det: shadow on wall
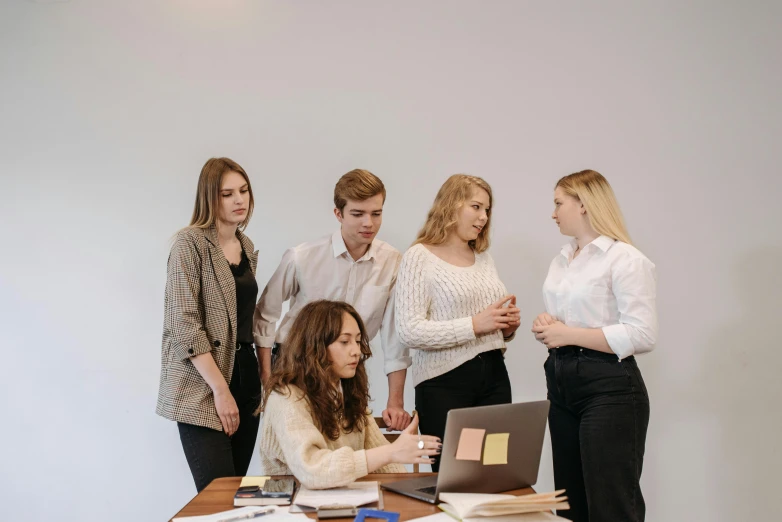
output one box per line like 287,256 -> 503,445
703,246 -> 782,519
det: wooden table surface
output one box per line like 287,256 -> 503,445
170,474 -> 536,522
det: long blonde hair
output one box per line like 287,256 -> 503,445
413,174 -> 493,253
556,170 -> 632,245
190,157 -> 254,230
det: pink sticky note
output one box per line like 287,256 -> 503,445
455,428 -> 486,461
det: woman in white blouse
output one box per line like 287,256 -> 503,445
532,170 -> 657,522
395,174 -> 521,471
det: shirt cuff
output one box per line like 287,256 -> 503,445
254,333 -> 276,348
601,324 -> 635,360
175,337 -> 212,361
384,356 -> 412,375
453,317 -> 477,345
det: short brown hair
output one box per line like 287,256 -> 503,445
333,169 -> 386,213
190,157 -> 254,230
258,300 -> 373,440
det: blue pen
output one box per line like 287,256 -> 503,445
217,507 -> 276,522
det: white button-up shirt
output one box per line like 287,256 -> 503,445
253,230 -> 410,374
542,235 -> 658,360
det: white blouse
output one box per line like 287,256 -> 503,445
542,235 -> 658,360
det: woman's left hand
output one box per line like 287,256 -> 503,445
531,321 -> 571,349
500,298 -> 521,339
501,315 -> 521,339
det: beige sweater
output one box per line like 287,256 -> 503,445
259,385 -> 406,489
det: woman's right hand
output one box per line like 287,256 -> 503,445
388,414 -> 441,465
214,386 -> 240,436
472,295 -> 518,335
532,312 -> 557,329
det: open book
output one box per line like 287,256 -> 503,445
438,490 -> 569,521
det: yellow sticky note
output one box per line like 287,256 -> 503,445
483,433 -> 510,465
455,428 -> 485,461
240,476 -> 270,488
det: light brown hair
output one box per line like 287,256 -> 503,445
190,158 -> 254,230
258,300 -> 372,441
413,174 -> 493,253
556,169 -> 632,245
333,169 -> 386,214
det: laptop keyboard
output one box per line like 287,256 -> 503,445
415,486 -> 437,496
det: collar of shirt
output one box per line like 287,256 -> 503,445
331,229 -> 377,262
560,235 -> 616,260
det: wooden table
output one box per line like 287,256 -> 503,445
170,474 -> 536,522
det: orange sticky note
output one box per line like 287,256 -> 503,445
455,428 -> 485,461
483,433 -> 510,465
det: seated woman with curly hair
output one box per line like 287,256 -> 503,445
257,300 -> 440,489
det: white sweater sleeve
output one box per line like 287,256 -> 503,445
266,390 -> 369,489
394,246 -> 477,350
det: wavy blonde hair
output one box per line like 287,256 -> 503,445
556,170 -> 632,245
190,157 -> 254,230
413,174 -> 493,253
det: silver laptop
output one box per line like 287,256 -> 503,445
381,400 -> 550,503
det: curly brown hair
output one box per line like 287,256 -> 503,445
257,300 -> 373,440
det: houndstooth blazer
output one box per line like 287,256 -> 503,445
156,225 -> 259,431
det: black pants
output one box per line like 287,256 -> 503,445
545,346 -> 650,522
178,344 -> 262,492
271,342 -> 282,369
415,349 -> 512,472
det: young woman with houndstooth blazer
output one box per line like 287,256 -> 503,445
156,157 -> 262,492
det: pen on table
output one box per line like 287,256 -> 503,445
217,507 -> 276,522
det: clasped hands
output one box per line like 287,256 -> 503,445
531,312 -> 571,349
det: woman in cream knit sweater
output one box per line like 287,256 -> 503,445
258,300 -> 440,489
394,174 -> 521,471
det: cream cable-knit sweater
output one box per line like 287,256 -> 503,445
259,385 -> 406,489
394,244 -> 509,387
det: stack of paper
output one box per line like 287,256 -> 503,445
438,491 -> 569,521
172,506 -> 310,522
411,512 -> 567,522
292,480 -> 379,510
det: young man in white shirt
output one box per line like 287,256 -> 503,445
253,169 -> 412,430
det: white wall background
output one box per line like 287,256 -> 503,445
1,1 -> 780,521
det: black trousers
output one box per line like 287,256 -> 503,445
545,346 -> 650,522
271,342 -> 282,369
415,349 -> 512,472
178,344 -> 262,492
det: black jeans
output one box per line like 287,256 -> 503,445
545,346 -> 650,522
415,349 -> 512,472
178,344 -> 262,492
271,342 -> 282,369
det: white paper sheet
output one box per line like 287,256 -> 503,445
173,505 -> 310,522
292,480 -> 379,509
